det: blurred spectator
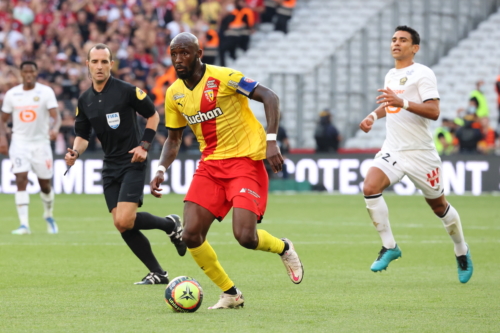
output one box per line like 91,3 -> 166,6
477,117 -> 499,154
469,80 -> 489,118
261,0 -> 277,23
274,0 -> 295,33
202,21 -> 219,65
496,73 -> 500,127
455,116 -> 483,154
434,118 -> 455,155
314,109 -> 341,153
179,126 -> 200,154
0,0 -> 263,153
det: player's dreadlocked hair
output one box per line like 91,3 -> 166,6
395,26 -> 420,45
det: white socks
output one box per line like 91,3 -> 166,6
40,189 -> 55,218
439,204 -> 468,256
364,194 -> 396,249
15,191 -> 30,228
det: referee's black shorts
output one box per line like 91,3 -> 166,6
102,162 -> 146,212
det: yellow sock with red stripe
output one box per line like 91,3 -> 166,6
188,240 -> 234,292
255,229 -> 285,254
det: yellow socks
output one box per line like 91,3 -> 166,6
255,229 -> 285,254
188,240 -> 234,292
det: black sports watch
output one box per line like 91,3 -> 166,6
139,141 -> 151,152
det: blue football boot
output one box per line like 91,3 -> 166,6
456,246 -> 473,283
371,244 -> 402,272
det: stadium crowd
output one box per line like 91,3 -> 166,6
0,0 -> 498,155
0,0 -> 296,154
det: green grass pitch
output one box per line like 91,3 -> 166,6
1,193 -> 499,332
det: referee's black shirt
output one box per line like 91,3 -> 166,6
75,77 -> 156,165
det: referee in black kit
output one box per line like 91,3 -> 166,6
64,43 -> 185,285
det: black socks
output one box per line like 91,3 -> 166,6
279,240 -> 290,256
133,212 -> 175,234
224,286 -> 237,295
121,229 -> 163,274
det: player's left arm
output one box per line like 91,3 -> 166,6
128,86 -> 159,163
48,107 -> 61,141
251,85 -> 284,173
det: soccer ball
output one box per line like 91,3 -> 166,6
165,276 -> 203,313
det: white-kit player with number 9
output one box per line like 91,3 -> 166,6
0,61 -> 60,235
358,26 -> 473,283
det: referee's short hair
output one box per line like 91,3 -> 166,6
20,61 -> 38,70
87,43 -> 113,62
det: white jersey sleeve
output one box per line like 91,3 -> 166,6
417,67 -> 439,102
45,87 -> 58,110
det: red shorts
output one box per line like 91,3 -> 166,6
184,157 -> 269,222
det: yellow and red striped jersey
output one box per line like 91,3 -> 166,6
165,64 -> 266,161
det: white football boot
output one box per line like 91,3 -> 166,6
11,226 -> 31,235
208,288 -> 244,309
280,238 -> 304,284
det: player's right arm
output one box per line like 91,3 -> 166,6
359,104 -> 386,133
65,103 -> 91,166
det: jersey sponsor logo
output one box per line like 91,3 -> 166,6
426,167 -> 440,187
173,93 -> 185,100
385,106 -> 401,114
33,96 -> 40,101
400,77 -> 408,85
13,92 -> 23,96
106,112 -> 120,129
19,109 -> 37,122
182,108 -> 223,125
136,87 -> 147,100
204,89 -> 214,102
206,79 -> 218,89
228,80 -> 238,89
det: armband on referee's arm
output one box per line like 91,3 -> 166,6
140,128 -> 156,151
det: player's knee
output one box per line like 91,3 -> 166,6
235,231 -> 258,250
113,216 -> 134,232
182,229 -> 202,248
363,180 -> 382,196
431,203 -> 448,216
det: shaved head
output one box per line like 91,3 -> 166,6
171,32 -> 200,51
170,32 -> 203,81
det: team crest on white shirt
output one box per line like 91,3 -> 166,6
399,77 -> 408,85
33,96 -> 40,101
106,112 -> 120,129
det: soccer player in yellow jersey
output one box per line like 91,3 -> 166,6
151,32 -> 304,309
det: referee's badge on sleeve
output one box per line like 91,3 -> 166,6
106,112 -> 120,129
136,87 -> 147,100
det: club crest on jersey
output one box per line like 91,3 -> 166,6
33,96 -> 40,101
204,89 -> 214,102
400,77 -> 408,85
206,80 -> 218,89
183,107 -> 223,125
106,112 -> 120,129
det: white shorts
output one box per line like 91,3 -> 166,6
9,140 -> 54,179
371,149 -> 444,199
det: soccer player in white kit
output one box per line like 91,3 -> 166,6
359,26 -> 473,283
0,61 -> 60,234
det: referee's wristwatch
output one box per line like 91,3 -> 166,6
139,141 -> 151,152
